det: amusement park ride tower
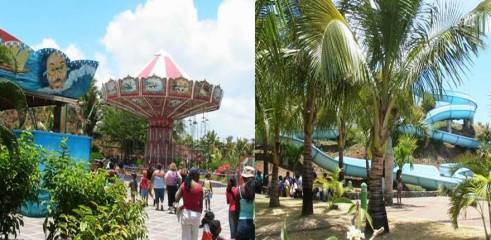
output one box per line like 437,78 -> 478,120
102,50 -> 223,167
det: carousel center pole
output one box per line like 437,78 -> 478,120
145,117 -> 174,168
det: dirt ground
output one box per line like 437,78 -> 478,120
256,194 -> 488,240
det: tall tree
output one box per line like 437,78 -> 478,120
296,0 -> 366,216
300,0 -> 491,232
79,81 -> 101,137
173,120 -> 187,143
256,0 -> 300,207
98,106 -> 147,162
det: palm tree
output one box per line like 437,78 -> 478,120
172,120 -> 186,143
393,135 -> 417,170
449,171 -> 491,240
199,130 -> 219,166
256,0 -> 301,207
79,81 -> 101,137
332,82 -> 361,181
300,0 -> 491,231
294,0 -> 367,216
236,138 -> 253,157
478,123 -> 491,144
257,0 -> 364,215
450,145 -> 491,240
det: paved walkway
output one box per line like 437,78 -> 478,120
16,187 -> 231,240
147,186 -> 231,240
387,196 -> 489,227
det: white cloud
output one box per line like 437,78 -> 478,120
64,44 -> 85,60
32,38 -> 85,60
32,38 -> 60,50
101,0 -> 254,139
93,52 -> 114,86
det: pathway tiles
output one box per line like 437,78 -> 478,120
16,187 -> 231,240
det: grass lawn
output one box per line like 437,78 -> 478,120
256,194 -> 486,240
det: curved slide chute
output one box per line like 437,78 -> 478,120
284,91 -> 477,190
284,136 -> 466,190
400,90 -> 480,149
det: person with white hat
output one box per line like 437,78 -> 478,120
236,166 -> 256,240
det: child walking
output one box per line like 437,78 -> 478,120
130,173 -> 138,202
140,170 -> 149,206
203,174 -> 213,211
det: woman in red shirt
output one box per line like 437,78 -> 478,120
226,177 -> 238,239
176,168 -> 203,240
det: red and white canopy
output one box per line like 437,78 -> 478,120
102,50 -> 222,120
137,49 -> 191,79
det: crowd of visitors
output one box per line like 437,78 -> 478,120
101,161 -> 256,240
258,169 -> 349,203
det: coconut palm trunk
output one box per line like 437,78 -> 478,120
263,136 -> 270,187
269,126 -> 281,207
302,86 -> 315,216
368,143 -> 390,233
367,107 -> 391,233
384,136 -> 394,205
338,118 -> 346,181
488,191 -> 491,235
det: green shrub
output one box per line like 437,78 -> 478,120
90,151 -> 104,161
58,200 -> 146,240
405,184 -> 425,192
43,147 -> 147,239
0,132 -> 41,239
421,93 -> 436,113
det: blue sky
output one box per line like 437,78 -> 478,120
450,0 -> 491,125
1,0 -> 490,138
0,0 -> 255,139
0,0 -> 222,65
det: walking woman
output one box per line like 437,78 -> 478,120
152,164 -> 166,211
237,166 -> 255,240
165,162 -> 181,213
203,173 -> 213,211
226,177 -> 238,239
176,168 -> 203,240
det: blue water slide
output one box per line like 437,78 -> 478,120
400,90 -> 480,148
298,91 -> 480,148
283,136 -> 467,190
294,129 -> 339,140
284,90 -> 478,189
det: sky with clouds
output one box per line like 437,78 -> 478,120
2,0 -> 491,141
0,0 -> 254,139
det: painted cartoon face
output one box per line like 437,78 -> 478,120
144,77 -> 164,92
46,52 -> 67,89
213,87 -> 222,101
198,82 -> 210,97
172,79 -> 189,93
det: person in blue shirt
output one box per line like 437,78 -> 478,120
255,171 -> 263,194
237,166 -> 255,240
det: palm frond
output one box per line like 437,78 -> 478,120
404,0 -> 491,96
448,177 -> 485,228
298,0 -> 367,89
